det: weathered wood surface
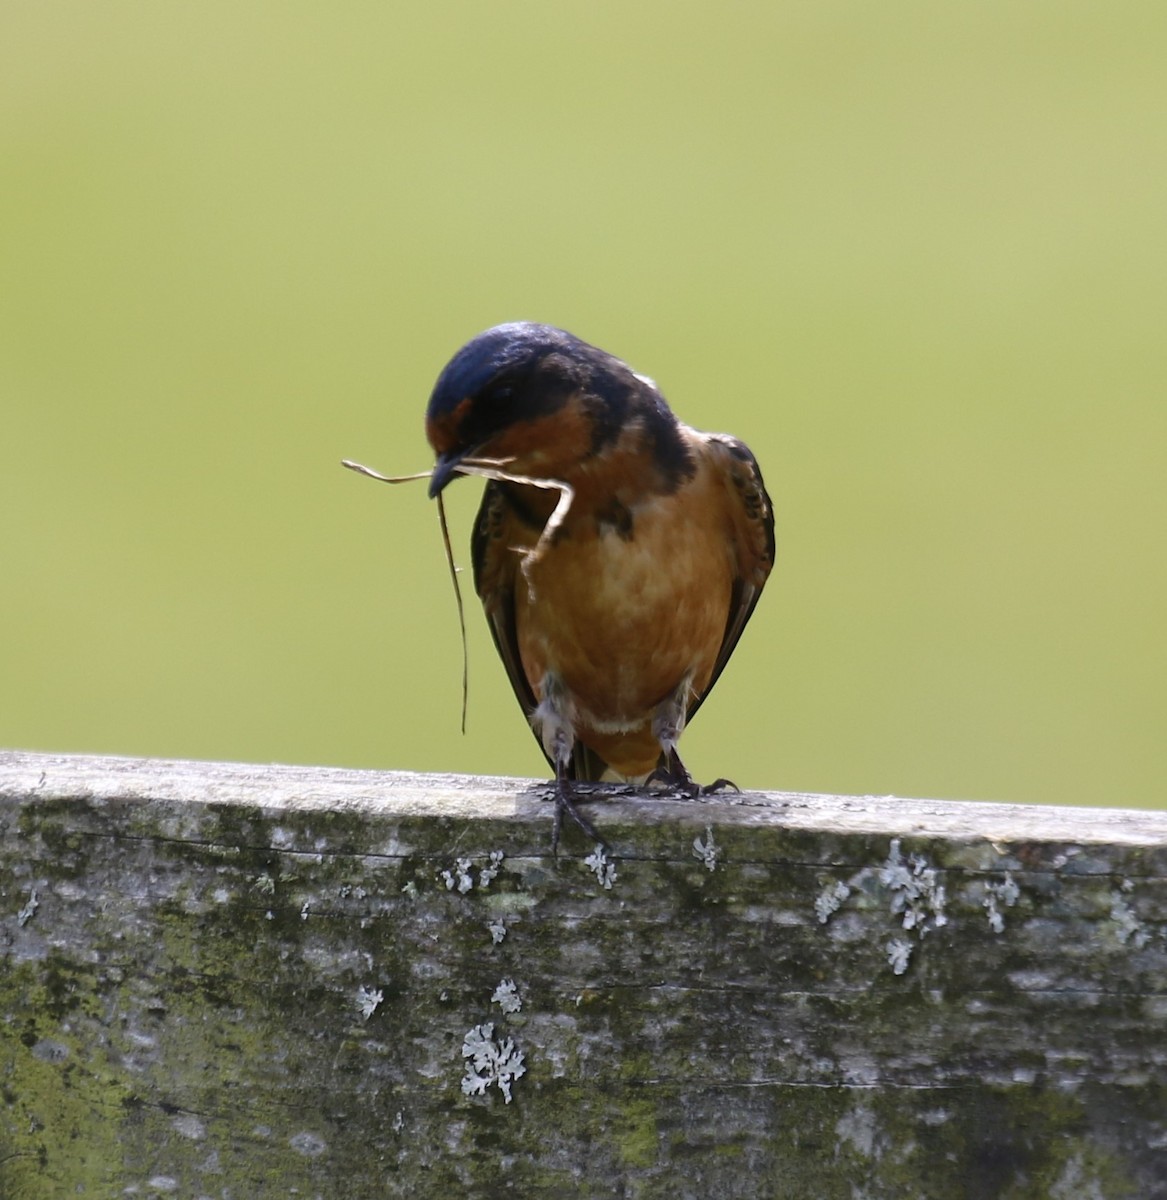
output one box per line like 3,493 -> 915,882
2,750 -> 1166,1198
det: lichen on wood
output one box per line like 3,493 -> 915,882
2,751 -> 1167,1197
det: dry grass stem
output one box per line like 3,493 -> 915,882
341,454 -> 575,731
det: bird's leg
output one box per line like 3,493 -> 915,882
650,672 -> 694,763
648,675 -> 740,797
551,758 -> 605,856
533,672 -> 605,854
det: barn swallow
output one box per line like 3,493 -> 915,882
425,322 -> 775,849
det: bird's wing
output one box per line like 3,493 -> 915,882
471,481 -> 540,722
684,433 -> 776,726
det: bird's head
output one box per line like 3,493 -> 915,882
424,322 -> 645,498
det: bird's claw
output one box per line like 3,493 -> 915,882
698,777 -> 740,796
549,777 -> 606,857
646,765 -> 740,799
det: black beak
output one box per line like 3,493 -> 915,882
428,451 -> 464,499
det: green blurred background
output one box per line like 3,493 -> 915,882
2,2 -> 1164,809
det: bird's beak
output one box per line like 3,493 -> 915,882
428,450 -> 464,499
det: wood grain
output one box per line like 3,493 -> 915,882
2,751 -> 1166,1197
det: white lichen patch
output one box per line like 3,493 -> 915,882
479,850 -> 504,887
692,826 -> 720,871
881,839 -> 948,937
584,844 -> 617,890
488,919 -> 508,945
983,873 -> 1020,934
31,1039 -> 70,1063
491,978 -> 522,1014
836,1104 -> 879,1158
815,841 -> 948,974
439,850 -> 505,893
16,887 -> 39,927
171,1112 -> 206,1140
269,826 -> 297,851
355,985 -> 384,1021
460,1022 -> 526,1104
1050,1152 -> 1107,1200
289,1131 -> 327,1157
1110,886 -> 1149,949
886,938 -> 913,976
815,879 -> 852,924
439,857 -> 475,894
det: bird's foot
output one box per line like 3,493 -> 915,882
646,763 -> 741,799
699,776 -> 741,796
550,776 -> 606,857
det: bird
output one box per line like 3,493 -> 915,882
424,322 -> 775,849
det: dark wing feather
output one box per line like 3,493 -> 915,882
683,433 -> 775,727
471,481 -> 539,721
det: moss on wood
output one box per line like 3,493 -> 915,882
2,752 -> 1166,1197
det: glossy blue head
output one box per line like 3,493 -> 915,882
423,321 -> 692,499
424,322 -> 609,496
430,323 -> 579,411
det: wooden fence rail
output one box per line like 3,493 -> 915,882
2,750 -> 1166,1197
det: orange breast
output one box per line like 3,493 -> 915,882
514,471 -> 733,775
